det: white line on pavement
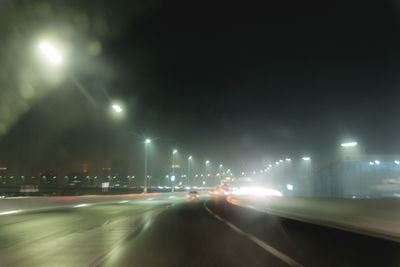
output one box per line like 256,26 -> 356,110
203,202 -> 303,267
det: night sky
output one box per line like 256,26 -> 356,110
1,0 -> 400,180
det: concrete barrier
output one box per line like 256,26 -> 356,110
230,196 -> 400,242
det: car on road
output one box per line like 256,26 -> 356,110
187,190 -> 200,200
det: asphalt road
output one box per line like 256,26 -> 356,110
0,194 -> 399,267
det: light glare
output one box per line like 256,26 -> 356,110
112,104 -> 122,113
341,142 -> 358,147
39,42 -> 62,64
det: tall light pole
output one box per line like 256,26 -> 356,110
188,156 -> 192,187
143,138 -> 151,193
219,164 -> 223,180
302,156 -> 312,196
172,149 -> 178,192
205,160 -> 210,186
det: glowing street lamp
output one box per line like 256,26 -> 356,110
39,41 -> 62,64
341,142 -> 358,148
112,104 -> 123,113
302,157 -> 311,161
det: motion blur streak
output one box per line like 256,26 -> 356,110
73,203 -> 90,208
0,210 -> 20,216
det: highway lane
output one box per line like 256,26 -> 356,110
1,194 -> 399,267
0,193 -> 190,267
0,192 -> 182,214
101,197 -> 400,267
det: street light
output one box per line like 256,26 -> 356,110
285,158 -> 291,161
302,157 -> 311,161
39,41 -> 62,64
112,104 -> 122,113
143,138 -> 151,193
171,149 -> 178,192
341,142 -> 358,148
187,156 -> 192,187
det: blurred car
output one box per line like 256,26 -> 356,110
187,190 -> 199,200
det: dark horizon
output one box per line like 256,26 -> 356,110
1,0 -> 400,180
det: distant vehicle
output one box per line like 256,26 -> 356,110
187,190 -> 199,200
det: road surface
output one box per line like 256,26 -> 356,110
0,193 -> 399,266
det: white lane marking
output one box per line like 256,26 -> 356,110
0,210 -> 21,216
204,202 -> 303,267
101,220 -> 110,227
73,203 -> 91,208
169,196 -> 175,199
119,200 -> 129,204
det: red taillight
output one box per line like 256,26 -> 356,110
196,194 -> 199,198
187,194 -> 190,198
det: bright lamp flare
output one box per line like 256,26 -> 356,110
39,42 -> 62,64
341,142 -> 358,147
145,139 -> 151,144
302,157 -> 311,161
112,104 -> 122,113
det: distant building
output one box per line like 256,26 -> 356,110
315,155 -> 400,198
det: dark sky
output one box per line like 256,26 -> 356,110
1,0 -> 400,179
